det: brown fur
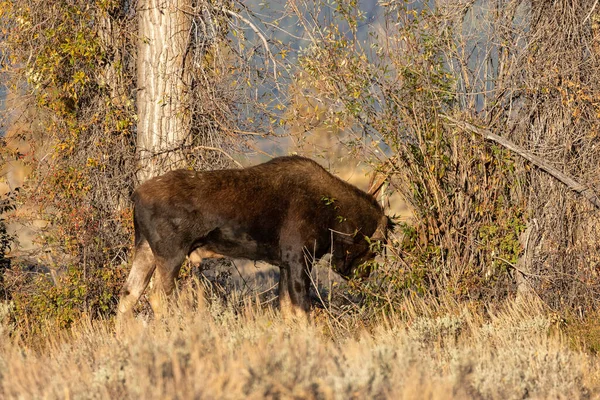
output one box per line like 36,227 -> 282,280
118,156 -> 389,317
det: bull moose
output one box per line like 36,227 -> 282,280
118,156 -> 390,318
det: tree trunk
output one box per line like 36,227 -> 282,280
137,0 -> 192,182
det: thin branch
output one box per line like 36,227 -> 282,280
230,260 -> 249,290
442,115 -> 600,210
189,145 -> 243,168
230,129 -> 268,137
494,256 -> 547,278
584,0 -> 599,24
221,7 -> 279,86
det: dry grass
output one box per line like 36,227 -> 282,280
0,285 -> 598,399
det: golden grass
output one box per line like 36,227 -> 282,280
0,285 -> 598,399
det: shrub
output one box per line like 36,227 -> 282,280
0,190 -> 17,299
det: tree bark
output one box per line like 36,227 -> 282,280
137,0 -> 192,182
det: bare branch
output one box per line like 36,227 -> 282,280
442,115 -> 600,210
221,7 -> 279,85
584,0 -> 599,24
189,145 -> 243,168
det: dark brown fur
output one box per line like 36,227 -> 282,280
118,156 -> 388,317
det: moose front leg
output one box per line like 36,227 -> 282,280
281,251 -> 312,319
288,262 -> 311,315
278,266 -> 293,317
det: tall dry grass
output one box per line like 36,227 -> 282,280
0,283 -> 598,399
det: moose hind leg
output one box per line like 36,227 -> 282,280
118,240 -> 156,316
148,253 -> 186,317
